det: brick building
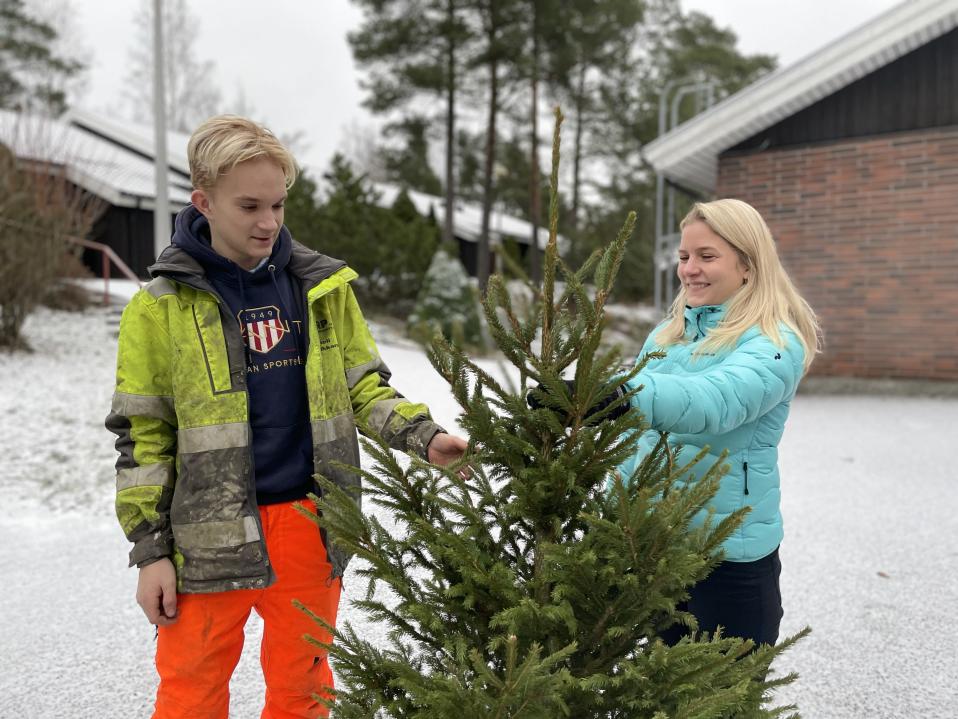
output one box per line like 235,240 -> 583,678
643,0 -> 958,381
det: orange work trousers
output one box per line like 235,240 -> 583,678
153,500 -> 342,719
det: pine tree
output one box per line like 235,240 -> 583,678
300,109 -> 806,718
349,0 -> 473,247
381,116 -> 443,196
292,156 -> 439,316
0,0 -> 83,115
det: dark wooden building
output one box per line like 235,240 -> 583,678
2,109 -> 552,281
0,107 -> 191,279
644,0 -> 958,381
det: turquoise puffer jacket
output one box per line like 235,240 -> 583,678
618,304 -> 805,562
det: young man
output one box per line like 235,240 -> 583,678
106,115 -> 468,718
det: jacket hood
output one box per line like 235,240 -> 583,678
167,204 -> 292,286
149,204 -> 348,290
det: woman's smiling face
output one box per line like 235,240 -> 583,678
677,220 -> 750,307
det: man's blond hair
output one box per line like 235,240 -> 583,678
187,115 -> 297,192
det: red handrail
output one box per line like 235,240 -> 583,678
63,235 -> 143,305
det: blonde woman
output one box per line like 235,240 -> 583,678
618,198 -> 821,647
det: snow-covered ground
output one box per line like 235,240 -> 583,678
1,304 -> 956,718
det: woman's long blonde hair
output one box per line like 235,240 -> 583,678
655,198 -> 822,373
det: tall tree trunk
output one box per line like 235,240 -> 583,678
443,0 -> 456,249
478,55 -> 498,291
528,0 -> 541,285
478,4 -> 499,292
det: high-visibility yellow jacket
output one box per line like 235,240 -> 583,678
106,242 -> 443,593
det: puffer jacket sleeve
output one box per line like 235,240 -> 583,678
105,289 -> 178,568
626,329 -> 805,436
338,284 -> 444,459
633,323 -> 665,365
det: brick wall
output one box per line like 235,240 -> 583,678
717,126 -> 958,380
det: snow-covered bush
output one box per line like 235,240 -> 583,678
407,246 -> 484,351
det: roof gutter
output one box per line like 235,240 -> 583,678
643,0 -> 958,193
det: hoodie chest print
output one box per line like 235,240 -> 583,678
239,305 -> 283,353
238,305 -> 301,354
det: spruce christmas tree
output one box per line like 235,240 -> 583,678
301,110 -> 807,718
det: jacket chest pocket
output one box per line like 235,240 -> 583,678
190,302 -> 235,394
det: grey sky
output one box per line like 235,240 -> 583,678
71,0 -> 902,172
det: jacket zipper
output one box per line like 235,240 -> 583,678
743,461 -> 749,496
174,277 -> 270,575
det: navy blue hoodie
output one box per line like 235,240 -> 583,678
172,206 -> 314,505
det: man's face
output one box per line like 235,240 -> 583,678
191,157 -> 287,270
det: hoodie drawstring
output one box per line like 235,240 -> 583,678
269,264 -> 303,357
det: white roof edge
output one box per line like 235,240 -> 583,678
371,181 -> 565,252
644,0 -> 958,193
64,107 -> 192,177
1,109 -> 193,207
64,166 -> 125,207
64,165 -> 190,210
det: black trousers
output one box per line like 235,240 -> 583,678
660,547 -> 783,647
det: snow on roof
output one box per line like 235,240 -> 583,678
66,107 -> 192,177
643,0 -> 958,195
372,182 -> 568,254
0,108 -> 192,209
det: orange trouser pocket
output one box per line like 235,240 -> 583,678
154,501 -> 342,719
